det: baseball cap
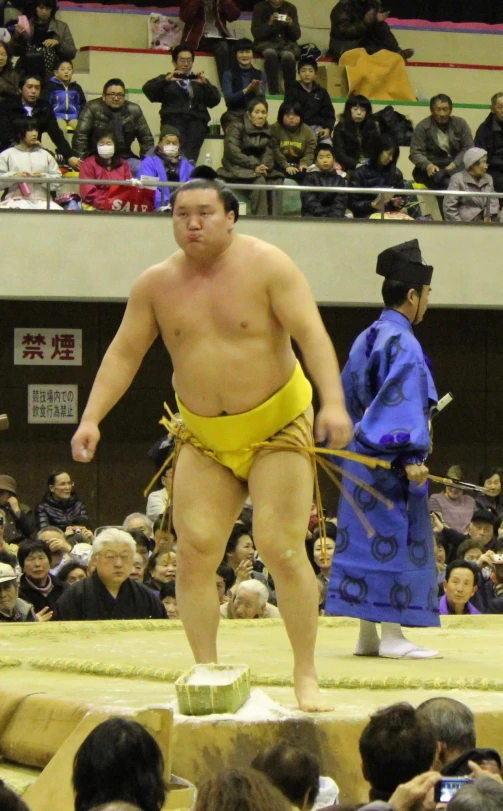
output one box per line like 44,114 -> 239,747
0,475 -> 16,495
471,509 -> 495,526
0,563 -> 17,583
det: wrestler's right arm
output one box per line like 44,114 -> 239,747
71,272 -> 160,462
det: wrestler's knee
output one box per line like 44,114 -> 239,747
255,530 -> 308,575
175,516 -> 225,569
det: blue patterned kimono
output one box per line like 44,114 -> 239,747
325,308 -> 440,627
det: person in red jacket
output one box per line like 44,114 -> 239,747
178,0 -> 241,81
79,130 -> 132,209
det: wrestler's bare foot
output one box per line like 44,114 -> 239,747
294,665 -> 333,713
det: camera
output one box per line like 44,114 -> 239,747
493,554 -> 503,564
173,71 -> 198,80
276,13 -> 288,21
434,777 -> 473,803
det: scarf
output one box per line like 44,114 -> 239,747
25,574 -> 53,596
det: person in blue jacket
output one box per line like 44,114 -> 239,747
46,58 -> 86,131
137,125 -> 194,209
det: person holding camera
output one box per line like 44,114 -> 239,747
142,44 -> 221,163
251,0 -> 301,95
328,0 -> 414,63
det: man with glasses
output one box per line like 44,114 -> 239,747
143,44 -> 220,162
53,528 -> 166,620
73,77 -> 154,174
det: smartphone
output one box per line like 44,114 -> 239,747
434,777 -> 473,803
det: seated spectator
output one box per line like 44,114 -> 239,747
328,0 -> 413,63
251,0 -> 300,95
17,538 -> 67,617
73,717 -> 166,811
0,562 -> 38,622
53,529 -> 166,620
429,466 -> 476,533
152,514 -> 176,553
440,560 -> 480,615
159,580 -> 178,618
285,57 -> 335,143
476,466 -> 503,517
478,554 -> 503,615
332,94 -> 378,173
216,561 -> 235,604
0,508 -> 18,557
11,0 -> 76,80
0,118 -> 61,206
224,523 -> 274,600
0,474 -> 35,545
144,549 -> 176,593
475,92 -> 503,199
195,767 -> 291,811
301,143 -> 348,218
271,100 -> 316,182
46,58 -> 86,133
127,530 -> 152,566
218,97 -> 281,216
57,560 -> 87,585
79,130 -> 132,210
416,697 -> 476,771
137,126 -> 193,210
38,525 -> 72,574
444,147 -> 500,222
436,509 -> 496,561
350,132 -> 407,217
307,524 -> 337,609
142,45 -> 220,163
0,41 -> 18,100
178,0 -> 240,82
123,512 -> 153,538
221,38 -> 266,123
220,579 -> 280,618
35,469 -> 89,531
252,742 -> 320,810
448,776 -> 503,810
145,467 -> 172,523
456,538 -> 485,564
409,94 -> 474,195
129,551 -> 146,584
73,78 -> 154,174
70,542 -> 94,568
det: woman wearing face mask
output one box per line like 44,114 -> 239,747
332,94 -> 378,173
79,130 -> 132,210
137,125 -> 193,210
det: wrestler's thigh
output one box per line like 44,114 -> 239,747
172,442 -> 247,553
248,408 -> 314,562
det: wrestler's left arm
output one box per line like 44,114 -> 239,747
267,249 -> 353,449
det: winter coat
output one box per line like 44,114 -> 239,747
329,0 -> 380,58
284,81 -> 335,131
12,16 -> 76,66
137,149 -> 194,208
18,573 -> 67,613
0,144 -> 61,199
78,153 -> 132,209
270,121 -> 317,172
409,115 -> 474,171
251,0 -> 301,56
0,67 -> 19,101
218,116 -> 280,180
0,95 -> 74,161
72,98 -> 154,159
443,169 -> 500,222
221,65 -> 266,113
142,74 -> 221,126
46,76 -> 86,122
332,118 -> 378,171
475,112 -> 503,171
349,159 -> 405,217
2,501 -> 35,545
301,168 -> 348,217
0,597 -> 38,622
178,0 -> 240,49
35,492 -> 90,531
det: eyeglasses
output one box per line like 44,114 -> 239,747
101,553 -> 132,563
177,58 -> 193,64
105,92 -> 125,99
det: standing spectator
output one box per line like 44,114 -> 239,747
46,58 -> 86,133
284,57 -> 335,143
440,560 -> 480,615
409,94 -> 473,194
142,45 -> 220,163
0,474 -> 35,545
332,94 -> 378,173
79,130 -> 132,210
0,118 -> 61,205
474,92 -> 503,200
178,0 -> 240,82
349,132 -> 406,217
17,539 -> 67,617
137,126 -> 193,210
429,466 -> 475,534
73,79 -> 154,174
476,467 -> 503,517
443,147 -> 500,222
271,100 -> 317,181
328,0 -> 413,63
35,469 -> 90,531
0,562 -> 38,622
251,0 -> 301,95
11,0 -> 76,80
221,38 -> 266,124
0,41 -> 18,100
301,143 -> 348,218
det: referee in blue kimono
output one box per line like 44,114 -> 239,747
326,240 -> 441,658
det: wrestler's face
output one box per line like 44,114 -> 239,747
411,284 -> 430,325
173,188 -> 236,257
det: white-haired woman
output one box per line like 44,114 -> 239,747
220,578 -> 280,619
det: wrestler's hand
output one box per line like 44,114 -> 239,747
405,462 -> 429,486
71,420 -> 101,462
315,404 -> 353,449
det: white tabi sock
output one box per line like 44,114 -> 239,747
354,620 -> 380,656
379,622 -> 439,659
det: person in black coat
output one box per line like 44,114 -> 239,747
35,469 -> 90,532
301,143 -> 348,218
349,132 -> 407,217
332,93 -> 378,173
328,0 -> 413,62
475,96 -> 503,199
17,539 -> 67,618
284,57 -> 335,142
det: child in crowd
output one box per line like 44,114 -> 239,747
46,58 -> 86,133
301,143 -> 348,218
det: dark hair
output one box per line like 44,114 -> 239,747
35,0 -> 58,15
73,718 -> 165,811
491,92 -> 503,106
103,78 -> 125,94
235,38 -> 254,52
247,95 -> 268,113
146,550 -> 173,579
171,179 -> 239,223
128,529 -> 152,553
434,533 -> 449,554
252,743 -> 320,809
57,561 -> 88,583
430,93 -> 453,110
447,776 -> 503,811
54,58 -> 73,69
172,43 -> 195,62
47,469 -> 71,488
298,56 -> 318,73
152,514 -> 176,538
368,131 -> 399,169
216,562 -> 236,590
159,580 -> 176,600
314,143 -> 336,161
0,548 -> 17,568
17,539 -> 52,570
493,536 -> 503,553
359,702 -> 437,794
0,41 -> 13,71
342,94 -> 373,125
277,100 -> 304,125
456,538 -> 485,560
479,466 -> 503,487
191,164 -> 218,180
19,72 -> 42,89
381,279 -> 422,308
225,524 -> 253,560
0,781 -> 30,811
416,697 -> 476,754
194,767 -> 291,811
306,523 -> 338,572
445,559 -> 477,586
14,118 -> 39,141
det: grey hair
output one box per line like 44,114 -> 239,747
447,777 -> 503,811
237,578 -> 268,608
122,512 -> 153,535
92,528 -> 136,555
416,697 -> 476,753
